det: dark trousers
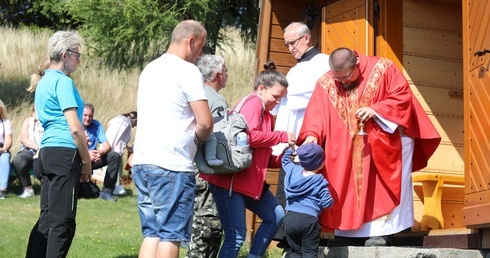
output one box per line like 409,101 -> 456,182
26,147 -> 82,258
273,168 -> 288,243
92,151 -> 121,192
284,211 -> 321,258
12,148 -> 34,188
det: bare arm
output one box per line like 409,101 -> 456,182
0,133 -> 12,153
64,108 -> 92,181
19,117 -> 39,151
98,141 -> 111,156
190,100 -> 213,142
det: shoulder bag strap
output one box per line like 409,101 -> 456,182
233,94 -> 253,113
1,118 -> 4,142
234,94 -> 265,127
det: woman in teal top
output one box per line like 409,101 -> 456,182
27,31 -> 92,258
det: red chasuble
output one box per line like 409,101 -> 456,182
297,53 -> 441,231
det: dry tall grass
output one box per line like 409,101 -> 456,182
0,26 -> 255,154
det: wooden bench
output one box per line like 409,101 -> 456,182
412,172 -> 465,231
10,168 -> 35,177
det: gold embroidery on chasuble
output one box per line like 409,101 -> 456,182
321,58 -> 393,210
322,75 -> 364,209
359,58 -> 392,107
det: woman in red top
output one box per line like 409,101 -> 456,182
201,62 -> 296,257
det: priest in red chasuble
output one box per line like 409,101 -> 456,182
297,47 -> 441,246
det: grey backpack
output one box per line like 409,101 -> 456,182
201,95 -> 256,175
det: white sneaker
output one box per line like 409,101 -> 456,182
18,189 -> 35,198
113,185 -> 126,195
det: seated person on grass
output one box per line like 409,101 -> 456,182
104,111 -> 137,195
83,102 -> 122,202
12,105 -> 44,198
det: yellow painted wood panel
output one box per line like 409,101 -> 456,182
467,66 -> 490,196
403,27 -> 462,61
442,202 -> 465,228
403,0 -> 461,32
323,0 -> 368,55
423,145 -> 464,173
375,0 -> 403,69
467,0 -> 490,70
413,183 -> 465,230
403,4 -> 465,231
325,0 -> 365,15
463,190 -> 490,227
426,114 -> 464,145
408,84 -> 463,117
403,56 -> 463,89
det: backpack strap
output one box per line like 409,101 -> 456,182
211,106 -> 225,117
1,118 -> 4,143
233,94 -> 254,113
233,94 -> 265,127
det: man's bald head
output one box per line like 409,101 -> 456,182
329,47 -> 357,71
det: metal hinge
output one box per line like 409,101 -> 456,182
474,48 -> 490,57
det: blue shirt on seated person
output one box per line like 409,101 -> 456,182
83,102 -> 121,201
85,119 -> 107,150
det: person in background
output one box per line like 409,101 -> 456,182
297,47 -> 441,246
22,55 -> 47,253
271,21 -> 331,250
83,102 -> 122,202
186,54 -> 228,258
27,30 -> 92,258
132,20 -> 212,258
0,99 -> 12,199
12,105 -> 44,198
103,111 -> 137,195
282,143 -> 333,257
23,54 -> 50,182
201,61 -> 296,258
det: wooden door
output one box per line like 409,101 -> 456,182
463,0 -> 490,229
322,0 -> 372,55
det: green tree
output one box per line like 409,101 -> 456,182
67,0 -> 259,70
0,0 -> 74,29
0,0 -> 259,70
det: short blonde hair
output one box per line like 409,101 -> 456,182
0,99 -> 8,120
171,20 -> 206,44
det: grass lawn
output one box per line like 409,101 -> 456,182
0,180 -> 283,258
1,182 -> 142,258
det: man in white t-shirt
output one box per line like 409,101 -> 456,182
132,20 -> 213,258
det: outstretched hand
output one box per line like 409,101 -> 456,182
287,132 -> 296,146
303,136 -> 318,144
